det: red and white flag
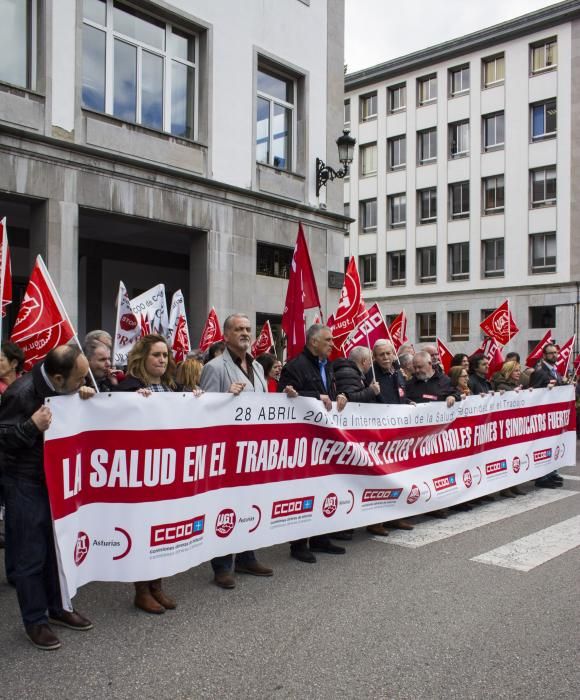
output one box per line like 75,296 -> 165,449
556,336 -> 575,377
471,336 -> 504,378
388,312 -> 408,352
112,281 -> 140,367
140,313 -> 152,336
11,256 -> 75,371
1,217 -> 12,323
328,257 -> 364,351
199,307 -> 223,352
281,223 -> 321,360
342,303 -> 391,357
168,290 -> 191,363
480,300 -> 519,346
525,330 -> 555,369
436,338 -> 454,374
251,320 -> 274,357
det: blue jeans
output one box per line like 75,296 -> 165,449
3,476 -> 64,626
211,551 -> 257,574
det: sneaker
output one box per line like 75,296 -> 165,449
48,610 -> 93,631
25,623 -> 61,651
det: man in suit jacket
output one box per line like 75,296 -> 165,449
199,313 -> 273,588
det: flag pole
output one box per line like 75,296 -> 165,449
365,331 -> 376,383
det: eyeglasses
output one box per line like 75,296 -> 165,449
460,373 -> 468,378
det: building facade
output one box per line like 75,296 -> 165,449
344,0 -> 580,358
0,0 -> 347,344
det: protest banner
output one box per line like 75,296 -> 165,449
44,388 -> 576,606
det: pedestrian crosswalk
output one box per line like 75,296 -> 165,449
371,484 -> 580,572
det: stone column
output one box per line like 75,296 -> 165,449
189,232 -> 208,344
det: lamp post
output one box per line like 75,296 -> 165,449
316,129 -> 356,197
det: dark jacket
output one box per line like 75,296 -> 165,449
278,346 -> 337,400
333,358 -> 376,404
367,363 -> 406,404
0,363 -> 54,483
468,373 -> 493,395
115,375 -> 181,392
530,362 -> 565,388
406,373 -> 453,403
492,377 -> 520,392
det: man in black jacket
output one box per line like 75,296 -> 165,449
278,324 -> 347,563
369,339 -> 407,404
468,354 -> 493,395
405,351 -> 455,406
334,346 -> 380,404
0,345 -> 95,650
530,344 -> 566,488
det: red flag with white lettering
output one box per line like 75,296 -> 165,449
555,336 -> 575,377
199,308 -> 223,352
471,336 -> 504,378
251,320 -> 274,357
525,330 -> 555,369
480,300 -> 519,346
112,281 -> 140,367
10,256 -> 75,371
388,312 -> 408,352
327,257 -> 366,360
437,338 -> 454,374
342,303 -> 390,356
168,290 -> 191,363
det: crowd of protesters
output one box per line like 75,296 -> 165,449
0,315 -> 575,650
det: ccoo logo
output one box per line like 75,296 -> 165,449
322,493 -> 338,518
215,509 -> 236,538
74,532 -> 90,566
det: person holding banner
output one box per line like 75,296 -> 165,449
117,334 -> 180,613
0,345 -> 95,651
0,341 -> 24,396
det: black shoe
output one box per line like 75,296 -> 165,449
308,542 -> 345,555
290,548 -> 316,564
331,531 -> 353,541
25,624 -> 61,651
549,474 -> 564,483
535,479 -> 557,489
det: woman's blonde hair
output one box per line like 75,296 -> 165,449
176,358 -> 203,390
497,360 -> 520,382
127,334 -> 176,388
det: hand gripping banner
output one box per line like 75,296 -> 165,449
43,388 -> 576,605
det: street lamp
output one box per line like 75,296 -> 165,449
316,129 -> 356,197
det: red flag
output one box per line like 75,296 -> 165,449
326,258 -> 366,360
388,312 -> 408,352
437,338 -> 454,374
251,320 -> 274,357
480,300 -> 519,346
525,330 -> 555,368
471,336 -> 504,378
295,223 -> 321,310
342,303 -> 390,356
139,313 -> 152,336
574,354 -> 580,373
199,308 -> 222,352
0,217 -> 12,320
555,336 -> 575,376
10,256 -> 75,371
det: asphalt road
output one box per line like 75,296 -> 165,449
1,462 -> 579,700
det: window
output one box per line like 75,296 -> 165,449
359,254 -> 377,288
449,311 -> 469,341
360,199 -> 377,232
344,203 -> 350,218
448,243 -> 470,280
449,182 -> 470,219
449,65 -> 470,96
483,54 -> 504,87
417,313 -> 437,342
449,120 -> 469,158
257,63 -> 296,169
418,128 -> 437,164
388,83 -> 406,112
483,175 -> 504,214
418,188 -> 437,224
360,92 -> 377,121
360,143 -> 377,176
388,135 -> 406,170
344,99 -> 351,125
388,193 -> 406,228
529,306 -> 556,328
531,100 -> 557,140
531,38 -> 557,73
82,0 -> 198,139
530,233 -> 556,274
387,251 -> 406,286
0,0 -> 35,89
483,112 -> 504,150
256,242 -> 293,278
418,74 -> 437,105
483,239 -> 504,278
417,247 -> 437,284
531,167 -> 557,207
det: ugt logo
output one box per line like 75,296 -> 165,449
74,532 -> 90,566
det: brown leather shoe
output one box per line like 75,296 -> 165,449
25,623 -> 61,651
214,571 -> 236,589
432,509 -> 449,519
149,579 -> 177,610
367,524 -> 389,536
134,581 -> 165,614
510,485 -> 525,496
49,610 -> 93,631
500,489 -> 516,498
392,519 -> 414,530
234,561 -> 273,576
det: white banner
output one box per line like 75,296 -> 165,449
130,284 -> 168,336
43,388 -> 576,604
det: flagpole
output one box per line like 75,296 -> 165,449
37,256 -> 99,393
365,330 -> 376,383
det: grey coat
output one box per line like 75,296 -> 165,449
199,347 -> 267,393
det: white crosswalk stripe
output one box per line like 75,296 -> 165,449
371,489 -> 579,548
471,515 -> 580,572
562,474 -> 580,481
